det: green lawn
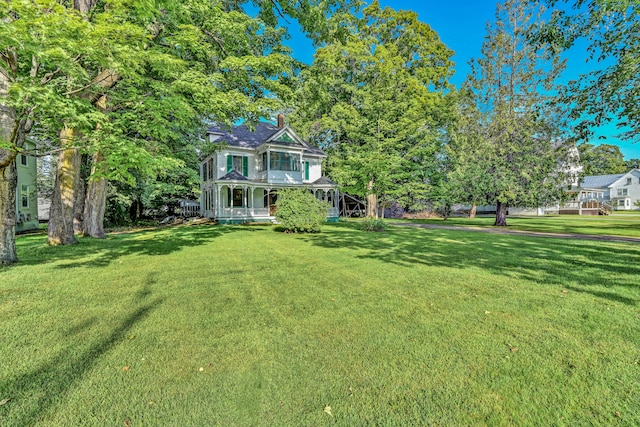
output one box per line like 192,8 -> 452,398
397,213 -> 640,238
1,221 -> 639,426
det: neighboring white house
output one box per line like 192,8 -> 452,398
564,169 -> 640,212
16,142 -> 39,232
200,115 -> 339,223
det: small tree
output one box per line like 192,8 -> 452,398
275,188 -> 329,233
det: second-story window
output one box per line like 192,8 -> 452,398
227,155 -> 248,176
270,151 -> 300,171
260,152 -> 267,171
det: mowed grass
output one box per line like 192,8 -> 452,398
399,213 -> 640,238
1,221 -> 639,426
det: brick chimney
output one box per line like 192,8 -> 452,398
277,113 -> 285,128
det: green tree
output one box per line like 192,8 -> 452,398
1,0 -> 356,263
450,0 -> 572,226
1,1 -> 91,261
534,0 -> 640,141
577,143 -> 626,176
625,158 -> 640,171
290,1 -> 454,218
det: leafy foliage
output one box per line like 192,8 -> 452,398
534,0 -> 640,141
290,0 -> 454,217
577,143 -> 627,176
448,0 -> 572,226
360,218 -> 387,232
275,188 -> 328,233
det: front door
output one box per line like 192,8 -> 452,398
269,192 -> 278,215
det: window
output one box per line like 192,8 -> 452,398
208,158 -> 214,179
270,151 -> 300,171
618,199 -> 625,207
202,163 -> 208,181
21,185 -> 29,208
304,161 -> 309,180
260,152 -> 267,171
20,155 -> 27,166
227,155 -> 248,176
627,178 -> 632,185
617,188 -> 628,196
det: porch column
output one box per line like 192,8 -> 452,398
267,187 -> 272,216
244,185 -> 248,218
230,185 -> 235,219
216,185 -> 221,219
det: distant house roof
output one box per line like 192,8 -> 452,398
581,173 -> 625,188
208,122 -> 326,156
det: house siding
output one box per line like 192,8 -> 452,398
16,148 -> 39,232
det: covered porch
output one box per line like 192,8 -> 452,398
203,181 -> 339,223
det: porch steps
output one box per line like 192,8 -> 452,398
599,202 -> 612,215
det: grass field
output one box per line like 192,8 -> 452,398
397,213 -> 640,238
1,220 -> 639,426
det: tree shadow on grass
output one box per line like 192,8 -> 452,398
15,225 -> 238,269
305,223 -> 640,305
0,282 -> 163,425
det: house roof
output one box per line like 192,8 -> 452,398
580,173 -> 625,188
208,122 -> 326,156
218,170 -> 249,181
311,176 -> 336,186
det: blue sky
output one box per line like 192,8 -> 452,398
283,0 -> 640,160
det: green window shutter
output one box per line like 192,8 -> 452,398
227,155 -> 233,172
305,162 -> 309,180
242,156 -> 248,177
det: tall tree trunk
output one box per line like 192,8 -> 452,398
469,204 -> 477,219
48,128 -> 80,245
0,66 -> 18,265
83,150 -> 108,238
0,161 -> 18,265
129,197 -> 143,222
445,203 -> 451,220
73,154 -> 88,235
494,201 -> 507,226
366,180 -> 378,218
74,0 -> 97,13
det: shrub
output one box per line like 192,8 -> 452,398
360,217 -> 387,232
275,188 -> 329,233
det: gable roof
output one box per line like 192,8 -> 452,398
581,173 -> 625,188
311,176 -> 336,186
218,170 -> 249,181
580,169 -> 640,188
208,122 -> 326,156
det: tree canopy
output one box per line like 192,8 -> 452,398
0,0 -> 358,263
449,0 -> 572,226
290,0 -> 454,217
534,0 -> 640,142
577,143 -> 627,176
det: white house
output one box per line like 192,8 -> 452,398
200,115 -> 339,223
564,169 -> 640,212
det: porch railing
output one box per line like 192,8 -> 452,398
218,207 -> 339,218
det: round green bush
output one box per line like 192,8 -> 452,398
275,188 -> 329,233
